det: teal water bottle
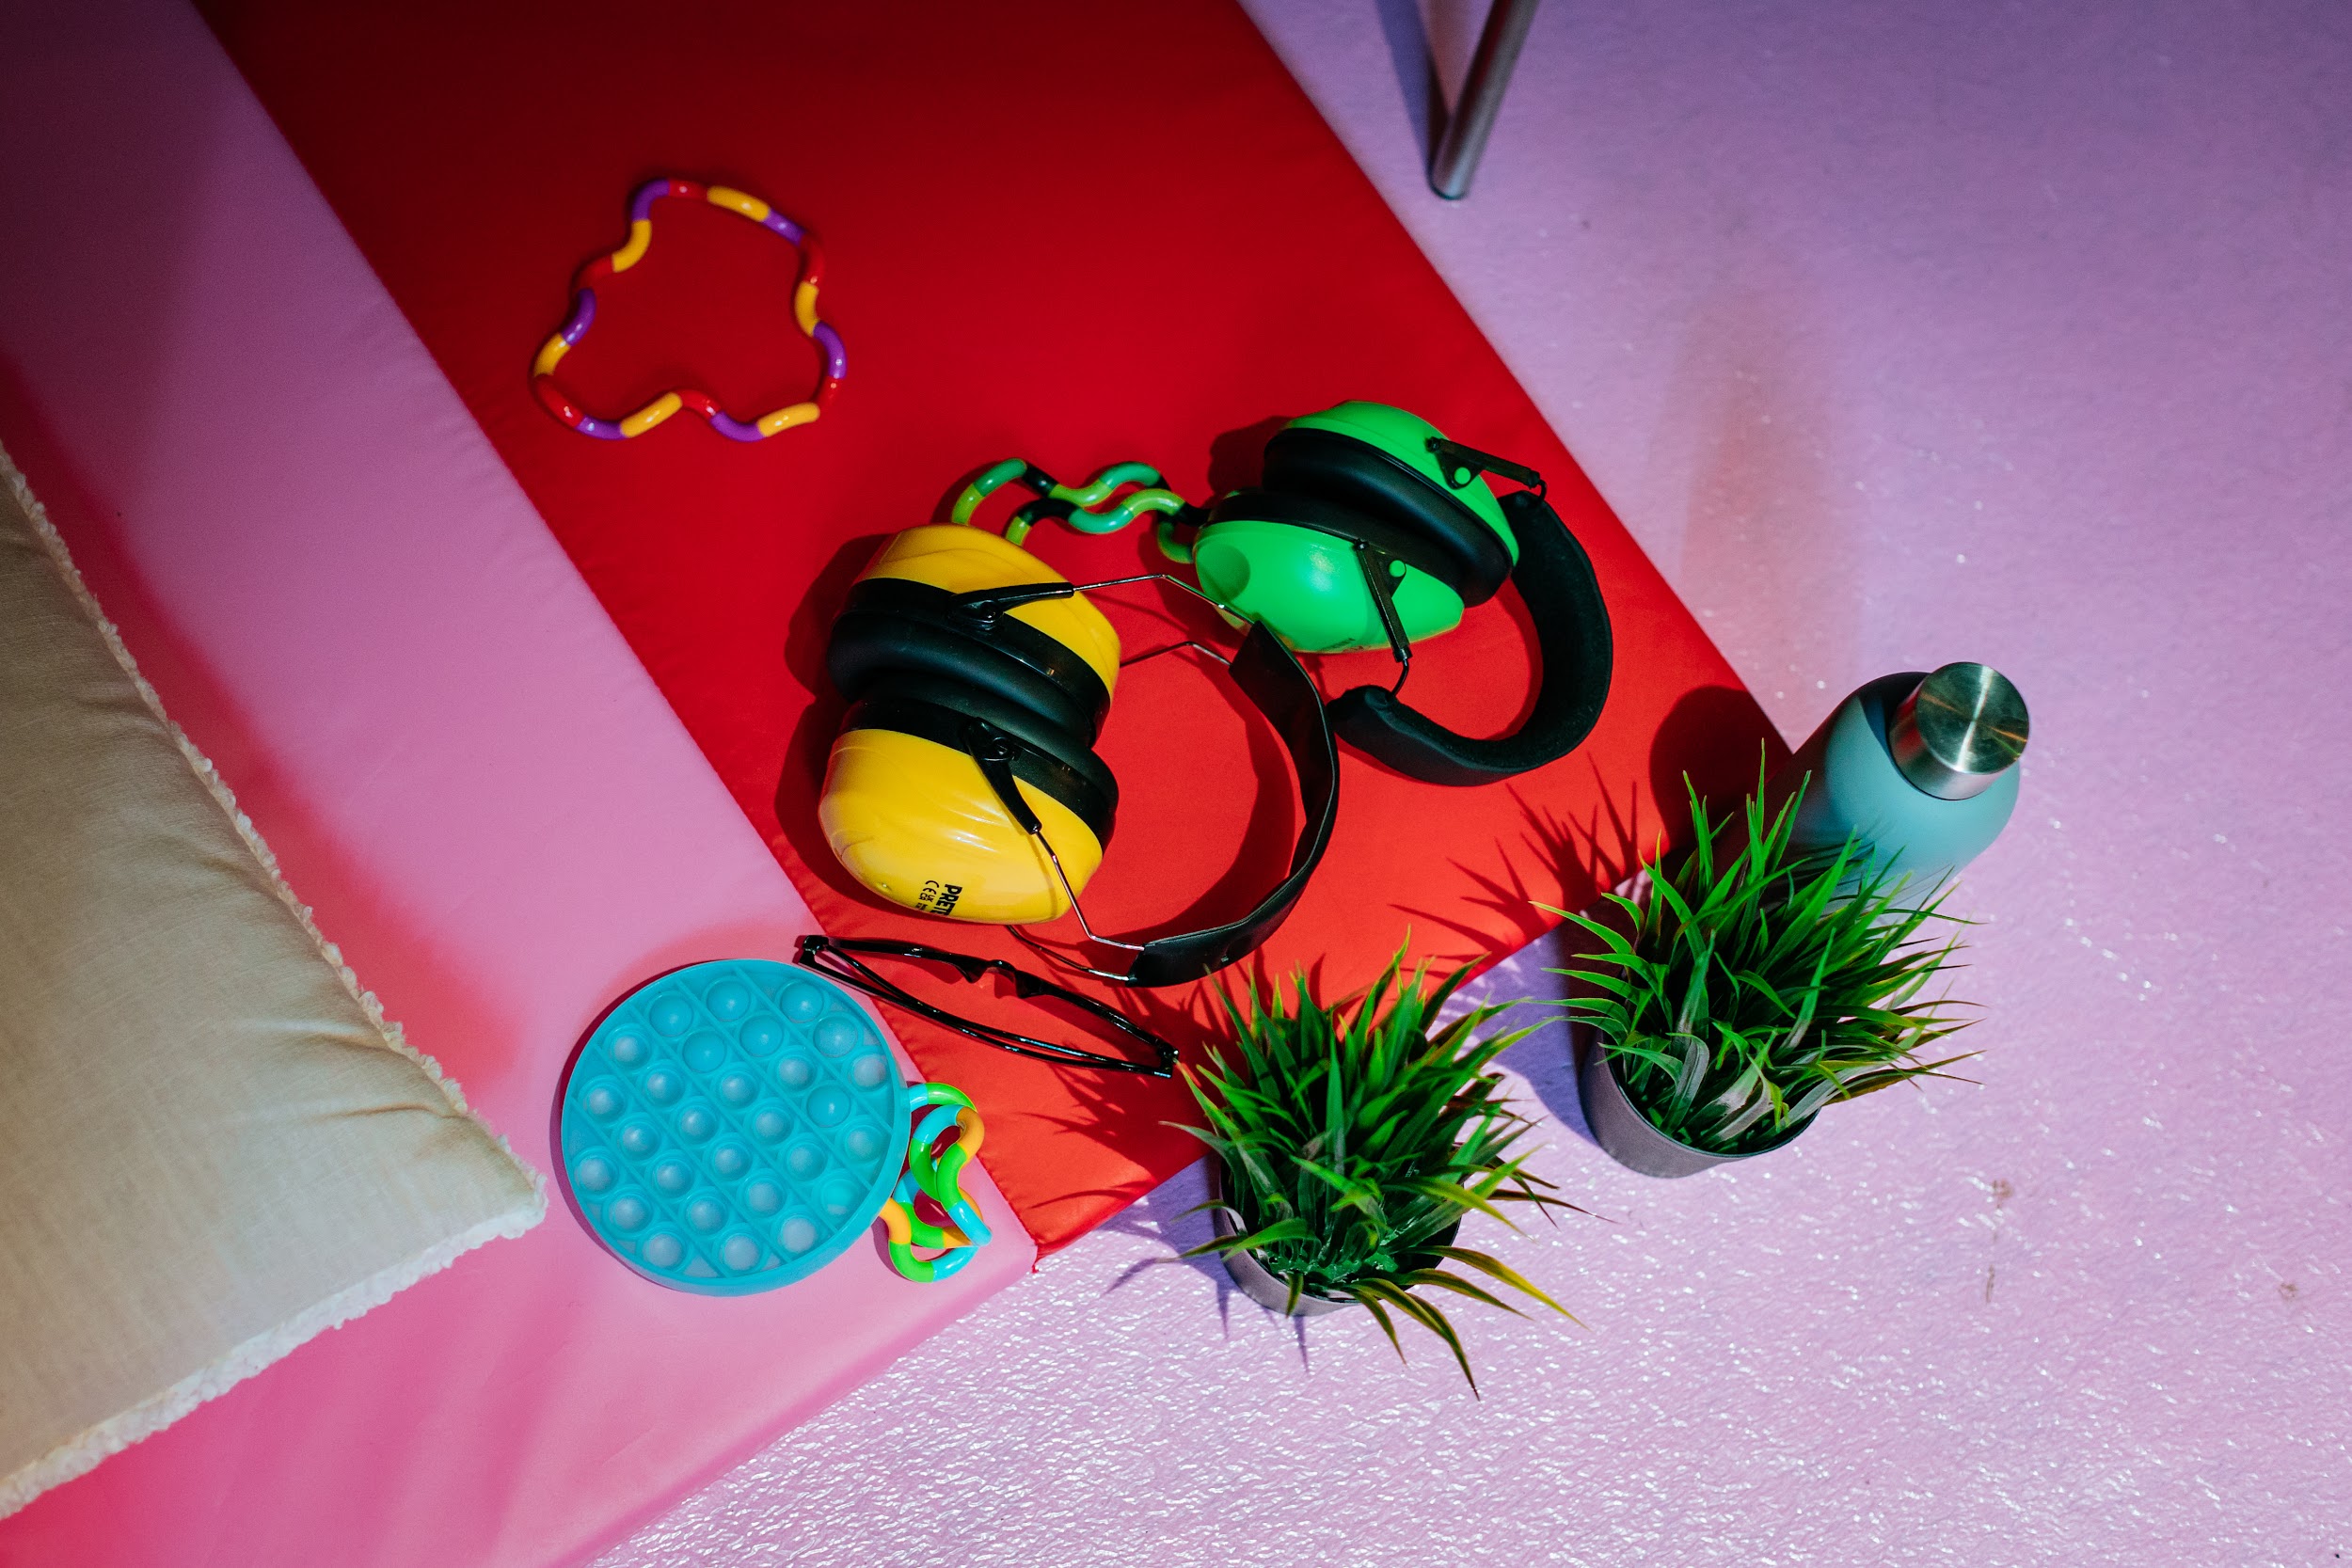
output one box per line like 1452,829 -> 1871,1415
1771,663 -> 2029,893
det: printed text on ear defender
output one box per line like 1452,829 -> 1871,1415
916,879 -> 964,916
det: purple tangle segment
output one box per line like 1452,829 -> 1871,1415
709,413 -> 766,442
560,290 -> 596,344
813,322 -> 848,381
761,211 -> 805,245
577,416 -> 627,440
628,180 -> 667,225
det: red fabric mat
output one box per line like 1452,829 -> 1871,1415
201,0 -> 1779,1251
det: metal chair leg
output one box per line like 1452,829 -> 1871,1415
1428,0 -> 1542,199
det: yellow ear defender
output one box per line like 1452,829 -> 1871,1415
817,498 -> 1341,989
819,524 -> 1123,925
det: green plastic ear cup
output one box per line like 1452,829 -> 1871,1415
1191,517 -> 1466,654
1175,402 -> 1519,655
1283,402 -> 1516,563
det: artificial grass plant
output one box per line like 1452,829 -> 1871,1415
1555,774 -> 1976,1156
1177,951 -> 1579,1392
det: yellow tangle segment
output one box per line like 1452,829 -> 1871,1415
756,401 -> 822,436
880,1200 -> 968,1250
707,185 -> 771,222
608,217 -> 654,273
618,392 -> 684,436
947,1106 -> 985,1163
532,334 -> 571,377
793,280 -> 820,335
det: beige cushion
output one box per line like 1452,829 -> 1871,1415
0,451 -> 544,1516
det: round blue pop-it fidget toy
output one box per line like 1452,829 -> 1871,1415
560,959 -> 928,1294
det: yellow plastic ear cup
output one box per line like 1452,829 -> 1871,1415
859,525 -> 1121,697
818,727 -> 1105,925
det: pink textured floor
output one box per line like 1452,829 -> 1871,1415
596,2 -> 2352,1561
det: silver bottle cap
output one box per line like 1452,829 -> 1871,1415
1888,663 -> 2028,800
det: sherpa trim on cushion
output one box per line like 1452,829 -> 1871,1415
0,446 -> 545,1517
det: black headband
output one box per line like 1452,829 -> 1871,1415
946,607 -> 1339,989
1326,486 -> 1613,786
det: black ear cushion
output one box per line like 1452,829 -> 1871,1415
1263,427 -> 1514,605
841,673 -> 1120,847
1202,488 -> 1470,598
828,577 -> 1112,741
1327,490 -> 1612,786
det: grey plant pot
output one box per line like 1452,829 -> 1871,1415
1574,1024 -> 1812,1179
1202,1158 -> 1352,1316
1200,1158 -> 1464,1315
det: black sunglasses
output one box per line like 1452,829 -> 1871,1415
794,934 -> 1179,1078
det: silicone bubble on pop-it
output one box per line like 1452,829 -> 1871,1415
559,958 -> 914,1296
813,1016 -> 860,1057
841,1123 -> 883,1166
777,979 -> 826,1023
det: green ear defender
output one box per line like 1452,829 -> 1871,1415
1182,403 -> 1519,655
953,401 -> 1613,787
